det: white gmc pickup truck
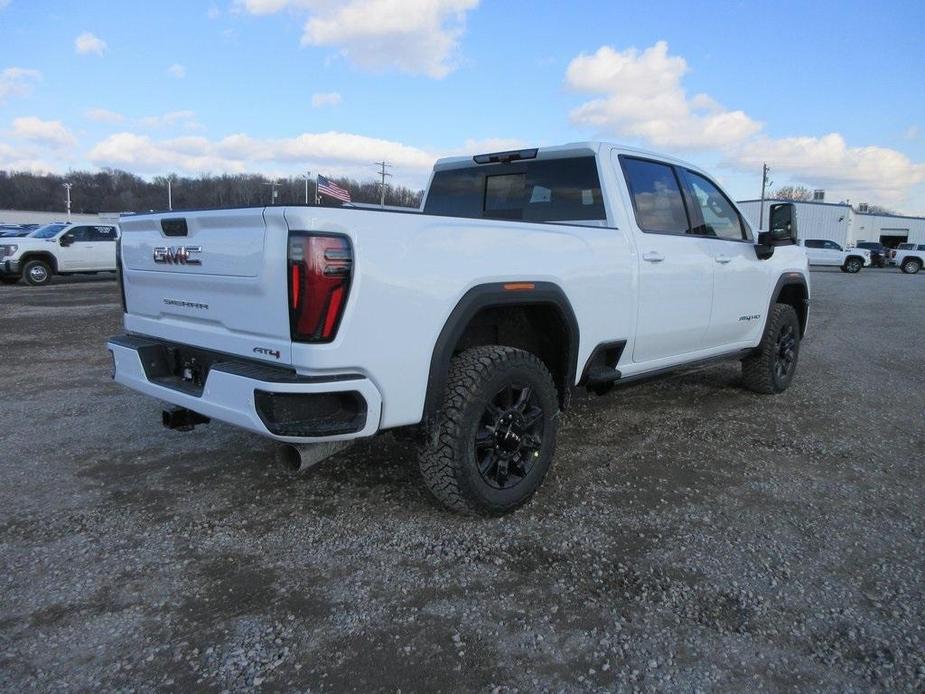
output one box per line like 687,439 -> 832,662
108,142 -> 810,515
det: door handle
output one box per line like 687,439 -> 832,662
642,251 -> 665,263
715,255 -> 732,264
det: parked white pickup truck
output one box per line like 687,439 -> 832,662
890,243 -> 924,274
800,239 -> 870,273
0,222 -> 120,285
108,142 -> 810,514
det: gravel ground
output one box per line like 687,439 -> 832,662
0,269 -> 922,692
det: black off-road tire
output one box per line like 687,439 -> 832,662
22,259 -> 52,286
419,345 -> 560,515
843,256 -> 863,273
901,258 -> 922,274
0,276 -> 19,285
741,303 -> 801,394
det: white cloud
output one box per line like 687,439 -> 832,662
10,116 -> 77,150
84,107 -> 125,125
87,129 -> 437,179
138,110 -> 202,130
0,1 -> 11,10
0,67 -> 41,104
236,0 -> 479,78
566,40 -> 925,208
728,134 -> 925,205
311,91 -> 342,108
75,32 -> 107,56
566,41 -> 761,150
207,4 -> 221,19
167,64 -> 186,79
905,125 -> 920,141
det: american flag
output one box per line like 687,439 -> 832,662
317,174 -> 351,203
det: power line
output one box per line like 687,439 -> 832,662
374,161 -> 392,207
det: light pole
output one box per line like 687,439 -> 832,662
167,178 -> 173,211
63,182 -> 73,222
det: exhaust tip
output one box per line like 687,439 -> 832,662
276,444 -> 303,472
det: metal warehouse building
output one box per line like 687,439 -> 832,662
737,199 -> 925,248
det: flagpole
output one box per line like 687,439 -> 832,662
315,173 -> 320,205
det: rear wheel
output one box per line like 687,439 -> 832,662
22,259 -> 52,286
742,303 -> 801,394
901,258 -> 922,274
843,257 -> 863,273
419,345 -> 559,515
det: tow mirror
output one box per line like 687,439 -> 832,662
756,202 -> 798,260
769,203 -> 797,244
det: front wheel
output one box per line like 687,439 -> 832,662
843,257 -> 863,273
22,259 -> 52,286
741,303 -> 801,394
419,345 -> 560,515
901,258 -> 922,274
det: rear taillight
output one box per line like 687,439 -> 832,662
288,233 -> 352,342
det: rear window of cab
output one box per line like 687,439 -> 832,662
423,156 -> 606,224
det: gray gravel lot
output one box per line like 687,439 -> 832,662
1,269 -> 922,692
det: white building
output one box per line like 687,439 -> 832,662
737,199 -> 925,248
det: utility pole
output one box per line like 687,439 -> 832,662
759,162 -> 770,229
63,182 -> 73,222
374,160 -> 392,207
167,179 -> 173,211
263,180 -> 281,205
302,171 -> 311,205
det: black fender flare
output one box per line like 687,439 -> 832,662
18,252 -> 58,274
766,272 -> 809,336
422,281 -> 580,422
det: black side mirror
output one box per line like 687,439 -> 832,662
756,202 -> 798,260
59,234 -> 73,247
769,203 -> 798,244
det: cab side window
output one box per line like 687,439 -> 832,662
620,157 -> 689,234
680,170 -> 747,241
67,226 -> 92,242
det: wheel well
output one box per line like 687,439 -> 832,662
19,252 -> 57,273
845,254 -> 863,263
423,284 -> 579,422
776,282 -> 808,336
452,304 -> 572,406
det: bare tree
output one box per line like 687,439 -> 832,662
771,185 -> 814,201
0,169 -> 424,213
864,204 -> 896,216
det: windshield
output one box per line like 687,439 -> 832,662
30,223 -> 68,239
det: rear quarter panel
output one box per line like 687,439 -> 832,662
279,207 -> 636,428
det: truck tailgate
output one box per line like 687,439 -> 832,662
119,208 -> 293,364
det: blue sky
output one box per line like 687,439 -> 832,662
1,0 -> 923,212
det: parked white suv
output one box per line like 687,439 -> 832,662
800,239 -> 870,273
890,243 -> 924,274
0,222 -> 120,286
108,142 -> 810,515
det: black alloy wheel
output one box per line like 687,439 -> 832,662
475,383 -> 544,490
